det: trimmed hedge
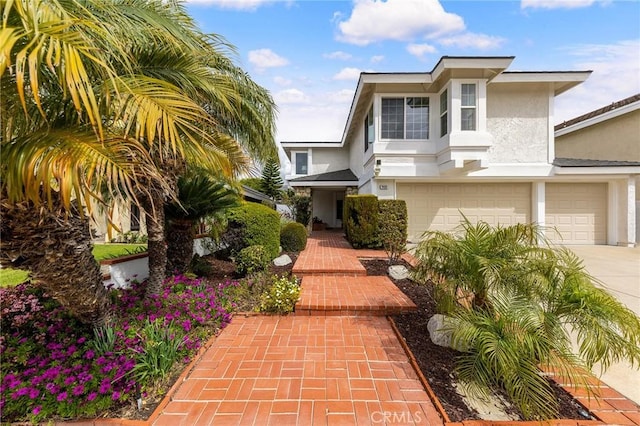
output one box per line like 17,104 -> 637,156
379,199 -> 408,263
235,245 -> 271,276
224,202 -> 280,260
280,222 -> 308,252
344,195 -> 380,249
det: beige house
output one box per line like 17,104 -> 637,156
554,94 -> 640,244
283,56 -> 640,246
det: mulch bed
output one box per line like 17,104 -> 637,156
360,258 -> 590,422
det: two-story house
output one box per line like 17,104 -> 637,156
283,56 -> 639,246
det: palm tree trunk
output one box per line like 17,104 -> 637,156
141,191 -> 167,296
166,218 -> 195,275
0,197 -> 113,327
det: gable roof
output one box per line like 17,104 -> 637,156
289,169 -> 357,182
555,93 -> 640,133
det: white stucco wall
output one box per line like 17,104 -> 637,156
486,84 -> 550,163
349,117 -> 366,179
311,148 -> 350,174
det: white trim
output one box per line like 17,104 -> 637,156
378,93 -> 433,142
291,149 -> 311,176
554,101 -> 640,136
289,181 -> 358,187
548,88 -> 555,164
282,142 -> 341,148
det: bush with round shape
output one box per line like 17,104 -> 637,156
223,202 -> 280,260
280,222 -> 307,252
235,245 -> 270,276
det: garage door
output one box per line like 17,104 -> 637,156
396,183 -> 531,242
546,183 -> 607,245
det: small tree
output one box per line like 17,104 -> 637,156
292,196 -> 311,227
378,200 -> 407,263
260,158 -> 284,200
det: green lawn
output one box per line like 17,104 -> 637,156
0,243 -> 147,287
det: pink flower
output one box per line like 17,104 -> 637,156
111,391 -> 121,401
57,391 -> 68,402
87,392 -> 97,401
32,405 -> 42,415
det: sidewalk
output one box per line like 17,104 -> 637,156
152,231 -> 443,425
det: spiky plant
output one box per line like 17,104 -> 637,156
412,219 -> 640,419
165,171 -> 240,275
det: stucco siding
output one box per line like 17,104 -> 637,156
311,148 -> 350,174
555,111 -> 640,162
486,84 -> 550,163
349,117 -> 366,178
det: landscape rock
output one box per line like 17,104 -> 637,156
427,314 -> 463,349
388,264 -> 410,280
273,254 -> 292,267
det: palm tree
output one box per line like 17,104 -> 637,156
165,170 -> 240,275
1,0 -> 276,324
412,220 -> 640,419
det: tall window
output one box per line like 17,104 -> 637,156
461,84 -> 476,131
381,97 -> 429,140
364,105 -> 374,153
439,89 -> 448,137
294,152 -> 308,175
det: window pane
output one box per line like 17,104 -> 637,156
295,153 -> 308,174
381,98 -> 404,139
440,90 -> 448,113
440,113 -> 448,137
367,106 -> 374,144
461,108 -> 476,131
461,84 -> 476,107
406,97 -> 429,139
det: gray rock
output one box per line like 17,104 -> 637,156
273,254 -> 292,267
427,314 -> 460,349
388,264 -> 410,280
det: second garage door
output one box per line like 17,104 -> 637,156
545,183 -> 607,245
396,183 -> 531,242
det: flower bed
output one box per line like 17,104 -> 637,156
0,275 -> 236,423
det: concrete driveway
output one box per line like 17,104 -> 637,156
565,245 -> 640,404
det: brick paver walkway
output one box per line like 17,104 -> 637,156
151,231 -> 443,425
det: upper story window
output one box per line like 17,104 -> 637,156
364,105 -> 374,153
381,97 -> 429,140
461,83 -> 477,131
439,90 -> 448,137
294,152 -> 308,175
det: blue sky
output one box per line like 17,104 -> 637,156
185,0 -> 640,143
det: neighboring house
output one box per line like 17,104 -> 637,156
282,56 -> 639,246
554,94 -> 640,244
92,185 -> 273,242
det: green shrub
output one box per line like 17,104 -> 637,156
280,222 -> 308,252
235,245 -> 271,276
260,274 -> 300,314
223,202 -> 280,259
344,195 -> 380,249
378,199 -> 408,263
131,320 -> 184,383
292,195 -> 311,226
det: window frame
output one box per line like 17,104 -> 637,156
460,83 -> 477,131
439,89 -> 448,137
292,150 -> 309,176
380,95 -> 430,141
364,105 -> 374,153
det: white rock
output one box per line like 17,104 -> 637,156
388,264 -> 410,280
273,254 -> 292,267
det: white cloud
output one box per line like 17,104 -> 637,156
277,102 -> 350,142
370,55 -> 385,63
186,0 -> 271,9
274,88 -> 309,105
324,51 -> 353,60
328,89 -> 356,103
554,40 -> 640,124
333,67 -> 364,81
248,49 -> 289,70
521,0 -> 598,9
273,76 -> 292,87
406,43 -> 437,59
336,0 -> 464,46
438,32 -> 506,50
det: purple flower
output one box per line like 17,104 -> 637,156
84,350 -> 95,360
28,388 -> 40,399
57,391 -> 68,402
98,381 -> 111,394
15,387 -> 30,397
32,405 -> 42,415
87,392 -> 97,401
111,391 -> 120,401
72,384 -> 85,396
64,376 -> 76,385
77,337 -> 87,344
